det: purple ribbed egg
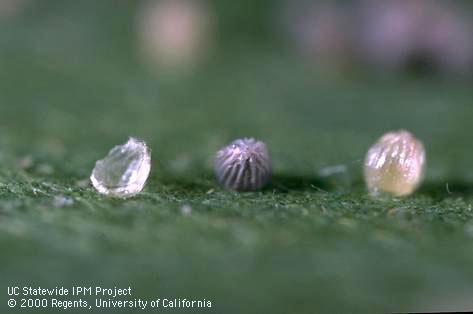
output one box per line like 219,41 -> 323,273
215,138 -> 272,191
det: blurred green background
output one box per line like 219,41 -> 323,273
1,0 -> 473,313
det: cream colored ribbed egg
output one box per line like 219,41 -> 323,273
364,130 -> 425,197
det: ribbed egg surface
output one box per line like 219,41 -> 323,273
364,130 -> 425,197
215,138 -> 272,191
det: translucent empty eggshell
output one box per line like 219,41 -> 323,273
90,137 -> 151,198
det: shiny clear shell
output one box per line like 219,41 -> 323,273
90,137 -> 151,198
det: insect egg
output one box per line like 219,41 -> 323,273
215,138 -> 272,191
364,130 -> 425,197
90,137 -> 151,198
